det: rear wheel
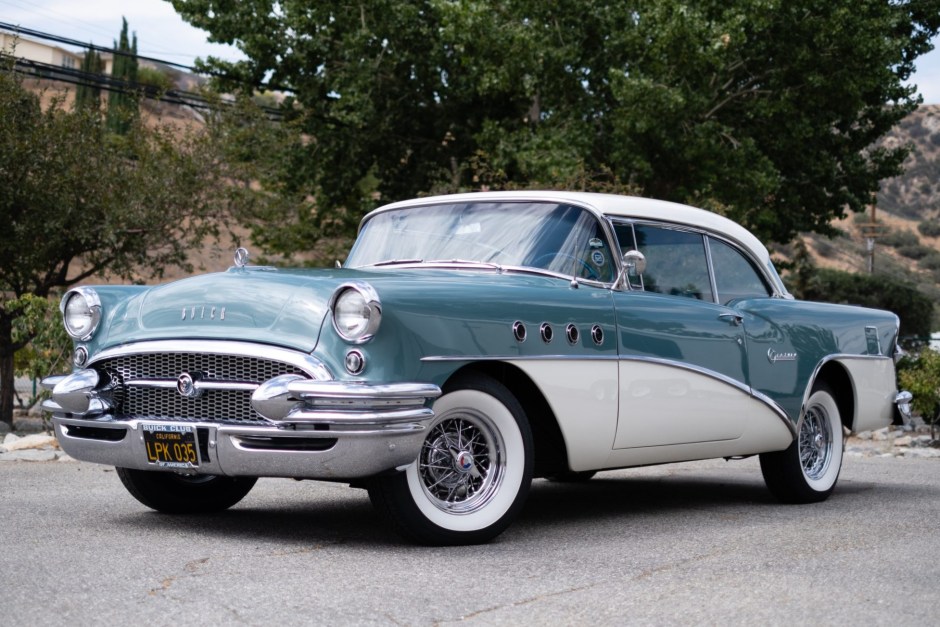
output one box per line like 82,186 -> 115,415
760,383 -> 844,503
368,373 -> 533,545
116,468 -> 257,513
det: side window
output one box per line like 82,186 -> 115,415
708,237 -> 771,304
632,224 -> 713,301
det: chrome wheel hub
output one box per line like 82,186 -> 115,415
799,406 -> 832,480
418,413 -> 503,513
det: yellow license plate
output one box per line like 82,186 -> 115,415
142,424 -> 199,468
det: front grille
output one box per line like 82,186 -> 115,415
97,352 -> 308,424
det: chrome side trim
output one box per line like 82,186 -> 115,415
88,340 -> 333,380
420,353 -> 796,436
751,389 -> 797,438
421,354 -> 619,362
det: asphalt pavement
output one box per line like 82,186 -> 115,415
2,455 -> 938,625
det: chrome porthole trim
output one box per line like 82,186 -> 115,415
345,349 -> 366,375
566,324 -> 579,345
512,321 -> 527,343
591,324 -> 604,346
540,322 -> 553,343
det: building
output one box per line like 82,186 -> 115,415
0,30 -> 86,70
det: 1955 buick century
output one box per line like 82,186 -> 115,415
42,191 -> 912,545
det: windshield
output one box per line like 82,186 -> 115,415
346,201 -> 616,282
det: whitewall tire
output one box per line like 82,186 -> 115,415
368,373 -> 533,545
760,383 -> 844,503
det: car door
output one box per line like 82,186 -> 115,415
610,222 -> 754,449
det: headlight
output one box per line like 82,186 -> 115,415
330,282 -> 381,343
62,288 -> 101,340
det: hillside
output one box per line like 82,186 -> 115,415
791,104 -> 940,316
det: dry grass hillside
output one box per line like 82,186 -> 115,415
789,105 -> 940,305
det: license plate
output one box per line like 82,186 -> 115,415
142,423 -> 200,468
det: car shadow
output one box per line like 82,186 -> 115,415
108,468 -> 915,548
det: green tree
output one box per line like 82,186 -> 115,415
74,45 -> 103,112
106,17 -> 139,135
0,60 -> 227,428
171,0 -> 940,249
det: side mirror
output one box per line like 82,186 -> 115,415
623,250 -> 647,276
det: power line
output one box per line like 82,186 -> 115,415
0,21 -> 296,119
0,21 -> 208,74
1,21 -> 293,93
3,55 -> 284,119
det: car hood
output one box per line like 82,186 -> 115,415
99,267 -> 350,352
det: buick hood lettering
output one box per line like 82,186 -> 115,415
181,306 -> 226,321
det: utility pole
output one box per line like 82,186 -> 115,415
859,203 -> 882,274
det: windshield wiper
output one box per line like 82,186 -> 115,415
362,258 -> 424,267
425,259 -> 503,270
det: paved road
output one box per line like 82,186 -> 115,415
2,456 -> 938,625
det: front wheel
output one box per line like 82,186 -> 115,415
368,373 -> 533,545
116,468 -> 257,513
760,383 -> 844,503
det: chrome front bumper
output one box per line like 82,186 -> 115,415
42,371 -> 442,479
47,414 -> 430,479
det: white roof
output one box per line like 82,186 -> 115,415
373,191 -> 773,267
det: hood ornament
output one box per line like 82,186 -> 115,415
234,247 -> 250,268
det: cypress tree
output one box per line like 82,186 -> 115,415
74,45 -> 103,112
106,17 -> 139,135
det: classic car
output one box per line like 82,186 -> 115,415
42,191 -> 911,545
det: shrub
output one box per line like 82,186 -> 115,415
920,252 -> 940,271
897,243 -> 933,260
801,268 -> 933,338
897,349 -> 940,437
814,238 -> 835,258
880,228 -> 920,249
918,220 -> 940,237
137,66 -> 173,93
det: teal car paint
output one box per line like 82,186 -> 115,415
42,191 -> 909,545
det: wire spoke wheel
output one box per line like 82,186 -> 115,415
760,382 -> 843,504
418,412 -> 503,514
798,405 -> 833,481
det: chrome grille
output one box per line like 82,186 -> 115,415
97,352 -> 308,423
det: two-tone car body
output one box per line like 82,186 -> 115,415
43,191 -> 911,544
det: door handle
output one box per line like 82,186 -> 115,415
718,313 -> 744,326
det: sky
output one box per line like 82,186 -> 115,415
2,0 -> 940,104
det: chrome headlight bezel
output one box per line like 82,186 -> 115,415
329,282 -> 382,344
61,287 -> 102,341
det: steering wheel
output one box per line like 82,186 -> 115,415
532,252 -> 599,280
